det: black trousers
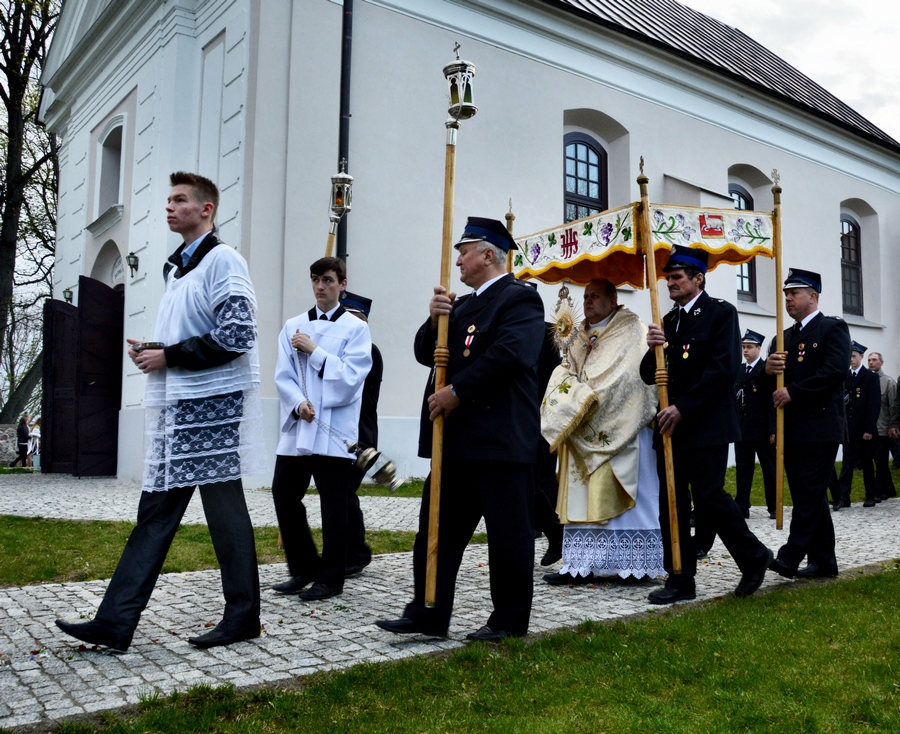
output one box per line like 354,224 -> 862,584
778,441 -> 838,573
533,440 -> 562,551
270,454 -> 359,589
347,466 -> 373,568
96,479 -> 260,631
403,460 -> 535,635
838,438 -> 876,501
734,440 -> 776,514
875,435 -> 897,498
659,444 -> 769,589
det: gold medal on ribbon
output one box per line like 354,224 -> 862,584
463,349 -> 471,357
467,325 -> 476,334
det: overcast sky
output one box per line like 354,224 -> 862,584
679,0 -> 900,143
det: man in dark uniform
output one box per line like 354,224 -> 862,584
640,245 -> 772,604
765,269 -> 850,579
734,330 -> 777,519
376,217 -> 544,641
343,291 -> 382,575
834,342 -> 881,509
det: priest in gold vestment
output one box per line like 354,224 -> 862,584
540,279 -> 664,583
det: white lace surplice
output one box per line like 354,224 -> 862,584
142,245 -> 267,491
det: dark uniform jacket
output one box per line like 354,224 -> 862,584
640,290 -> 741,450
845,365 -> 881,440
358,343 -> 383,449
414,274 -> 545,463
760,312 -> 850,444
735,358 -> 775,443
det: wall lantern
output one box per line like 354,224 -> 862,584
443,42 -> 477,121
126,252 -> 139,277
62,287 -> 73,304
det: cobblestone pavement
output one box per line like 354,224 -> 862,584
1,472 -> 899,729
0,472 -> 427,532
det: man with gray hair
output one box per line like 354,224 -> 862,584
867,351 -> 896,500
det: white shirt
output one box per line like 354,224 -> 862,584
797,309 -> 820,330
678,292 -> 703,316
474,272 -> 507,296
745,356 -> 761,370
275,309 -> 372,458
315,304 -> 341,320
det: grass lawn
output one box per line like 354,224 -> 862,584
51,565 -> 900,733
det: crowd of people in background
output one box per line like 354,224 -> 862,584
8,412 -> 41,469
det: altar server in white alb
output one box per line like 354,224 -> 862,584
270,256 -> 372,601
56,172 -> 266,651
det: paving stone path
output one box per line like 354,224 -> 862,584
1,472 -> 898,729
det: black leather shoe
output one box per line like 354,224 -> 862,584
696,548 -> 710,560
55,619 -> 133,651
768,556 -> 795,579
375,617 -> 447,637
863,499 -> 877,507
188,619 -> 260,649
768,511 -> 777,520
270,575 -> 315,595
345,561 -> 370,578
543,571 -> 594,586
796,563 -> 838,579
735,549 -> 773,598
741,508 -> 750,519
540,547 -> 563,566
648,586 -> 696,605
297,583 -> 342,601
466,625 -> 522,642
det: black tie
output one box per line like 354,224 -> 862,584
746,364 -> 752,375
319,314 -> 328,321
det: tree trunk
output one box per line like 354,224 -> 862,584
0,349 -> 42,423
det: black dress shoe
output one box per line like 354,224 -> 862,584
188,619 -> 261,649
543,571 -> 594,586
270,575 -> 315,595
740,508 -> 750,519
375,617 -> 447,637
466,625 -> 522,642
768,511 -> 777,520
735,548 -> 773,597
55,619 -> 133,651
540,547 -> 563,566
768,556 -> 795,579
796,563 -> 838,579
345,561 -> 370,578
696,548 -> 710,560
863,499 -> 877,507
648,586 -> 696,605
297,583 -> 342,601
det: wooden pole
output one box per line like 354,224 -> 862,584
325,230 -> 336,258
772,177 -> 785,530
637,171 -> 682,574
505,200 -> 515,273
425,119 -> 460,606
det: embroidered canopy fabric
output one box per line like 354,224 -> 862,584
143,245 -> 267,491
513,203 -> 774,287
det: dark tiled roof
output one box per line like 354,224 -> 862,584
543,0 -> 900,153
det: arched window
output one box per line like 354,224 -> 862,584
841,216 -> 863,315
98,123 -> 123,214
564,132 -> 607,222
730,184 -> 755,301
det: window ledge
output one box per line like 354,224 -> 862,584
736,300 -> 774,317
841,313 -> 885,329
86,204 -> 124,237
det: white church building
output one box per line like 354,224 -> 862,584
39,0 -> 900,482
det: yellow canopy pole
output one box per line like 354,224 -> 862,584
505,199 -> 515,272
324,231 -> 336,258
425,118 -> 460,606
637,170 -> 682,574
772,173 -> 785,530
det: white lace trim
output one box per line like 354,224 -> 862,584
560,526 -> 666,579
142,389 -> 267,491
210,295 -> 257,352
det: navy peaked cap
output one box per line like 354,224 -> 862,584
741,329 -> 765,346
663,245 -> 708,273
851,341 -> 867,354
455,217 -> 518,253
341,290 -> 372,317
783,268 -> 821,293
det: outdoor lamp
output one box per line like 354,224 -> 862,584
329,158 -> 353,234
443,43 -> 477,121
126,252 -> 139,277
62,287 -> 73,304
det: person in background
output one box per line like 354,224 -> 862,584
9,413 -> 29,468
27,416 -> 41,469
868,352 -> 897,501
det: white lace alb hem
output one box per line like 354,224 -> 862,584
560,526 -> 666,579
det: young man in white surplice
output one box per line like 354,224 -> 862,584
270,256 -> 372,602
56,172 -> 266,651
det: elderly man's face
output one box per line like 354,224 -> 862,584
868,354 -> 883,372
583,282 -> 616,323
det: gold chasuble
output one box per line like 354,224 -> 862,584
541,307 -> 658,524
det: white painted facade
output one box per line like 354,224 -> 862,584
41,0 -> 900,484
